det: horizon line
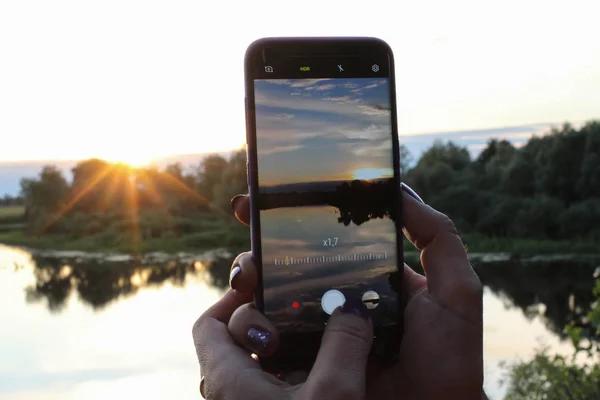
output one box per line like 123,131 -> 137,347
1,119 -> 595,166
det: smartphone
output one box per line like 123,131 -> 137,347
244,37 -> 404,373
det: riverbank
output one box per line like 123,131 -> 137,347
0,230 -> 598,257
461,234 -> 599,255
0,226 -> 250,254
1,206 -> 598,256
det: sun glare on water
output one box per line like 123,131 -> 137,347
352,168 -> 393,180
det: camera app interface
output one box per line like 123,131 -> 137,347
255,76 -> 400,333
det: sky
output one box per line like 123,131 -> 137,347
0,0 -> 599,194
256,78 -> 393,186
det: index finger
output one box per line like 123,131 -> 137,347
402,191 -> 482,318
192,290 -> 261,395
200,288 -> 253,323
192,289 -> 253,364
231,194 -> 250,226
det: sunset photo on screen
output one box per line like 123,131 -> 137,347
254,77 -> 401,332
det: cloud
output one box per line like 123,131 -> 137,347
255,91 -> 389,120
254,78 -> 393,159
342,138 -> 391,158
255,78 -> 391,121
259,144 -> 304,155
358,104 -> 391,116
323,96 -> 350,102
351,80 -> 387,93
459,130 -> 542,141
312,83 -> 336,91
274,113 -> 294,120
256,111 -> 392,159
262,79 -> 336,93
342,123 -> 390,140
256,127 -> 321,147
262,79 -> 331,88
323,96 -> 363,104
263,79 -> 291,85
290,79 -> 331,87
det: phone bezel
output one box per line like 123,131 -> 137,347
244,37 -> 404,373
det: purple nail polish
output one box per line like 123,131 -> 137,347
247,327 -> 271,353
401,182 -> 424,204
340,298 -> 369,320
229,266 -> 241,287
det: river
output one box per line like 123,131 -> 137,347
0,244 -> 598,400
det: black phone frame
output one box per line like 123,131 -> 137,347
244,36 -> 404,374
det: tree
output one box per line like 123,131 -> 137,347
501,153 -> 536,197
165,162 -> 185,182
211,150 -> 247,213
535,124 -> 587,205
70,158 -> 117,213
417,140 -> 471,171
476,139 -> 516,165
196,155 -> 229,202
502,348 -> 600,400
20,166 -> 70,233
503,274 -> 600,400
511,196 -> 564,239
399,144 -> 413,175
577,122 -> 600,198
559,198 -> 600,239
476,197 -> 522,237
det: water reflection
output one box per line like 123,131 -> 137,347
21,251 -> 232,313
406,256 -> 600,345
1,244 -> 599,400
476,259 -> 598,342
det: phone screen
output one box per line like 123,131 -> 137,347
250,50 -> 402,337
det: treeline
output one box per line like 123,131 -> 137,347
19,151 -> 248,250
16,120 -> 600,251
403,120 -> 600,241
0,195 -> 23,206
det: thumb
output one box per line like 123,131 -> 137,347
303,299 -> 373,400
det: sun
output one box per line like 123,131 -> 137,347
103,151 -> 155,168
121,155 -> 152,168
352,168 -> 393,180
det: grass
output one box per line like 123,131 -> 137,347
0,205 -> 25,218
0,206 -> 252,254
0,225 -> 250,254
460,234 -> 599,255
0,205 -> 26,236
2,229 -> 597,256
0,206 -> 25,225
0,205 -> 597,255
402,234 -> 599,256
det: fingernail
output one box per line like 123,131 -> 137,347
230,195 -> 244,211
247,327 -> 272,354
229,265 -> 241,287
340,298 -> 369,320
401,183 -> 425,204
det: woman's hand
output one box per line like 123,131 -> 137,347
193,188 -> 484,399
192,257 -> 375,399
